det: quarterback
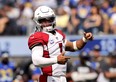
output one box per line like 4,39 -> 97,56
28,6 -> 93,82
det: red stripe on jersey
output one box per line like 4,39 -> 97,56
29,39 -> 44,49
41,50 -> 52,76
59,43 -> 62,53
39,75 -> 47,82
55,29 -> 66,40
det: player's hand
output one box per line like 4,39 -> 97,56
57,52 -> 70,64
84,32 -> 93,41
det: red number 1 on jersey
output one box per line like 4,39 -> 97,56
59,43 -> 62,53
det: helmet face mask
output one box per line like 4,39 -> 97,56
37,17 -> 55,23
34,6 -> 56,32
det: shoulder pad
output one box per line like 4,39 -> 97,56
28,32 -> 49,49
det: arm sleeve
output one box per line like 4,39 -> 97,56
32,46 -> 57,67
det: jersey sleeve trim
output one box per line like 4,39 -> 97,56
29,39 -> 46,50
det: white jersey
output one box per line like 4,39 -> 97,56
28,29 -> 67,76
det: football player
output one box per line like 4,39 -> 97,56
28,6 -> 93,82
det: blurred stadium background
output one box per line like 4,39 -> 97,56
0,0 -> 116,82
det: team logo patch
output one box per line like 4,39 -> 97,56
50,39 -> 54,44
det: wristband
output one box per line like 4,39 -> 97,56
82,37 -> 88,43
73,41 -> 78,50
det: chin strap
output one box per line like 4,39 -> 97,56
42,26 -> 53,32
49,30 -> 56,34
35,26 -> 39,32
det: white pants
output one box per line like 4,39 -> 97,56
39,75 -> 67,82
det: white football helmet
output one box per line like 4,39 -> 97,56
33,6 -> 56,32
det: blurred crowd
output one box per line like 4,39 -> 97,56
0,52 -> 41,82
0,0 -> 116,35
0,45 -> 116,82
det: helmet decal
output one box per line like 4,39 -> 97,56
40,8 -> 49,13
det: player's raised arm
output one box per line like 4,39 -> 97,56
65,32 -> 93,51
